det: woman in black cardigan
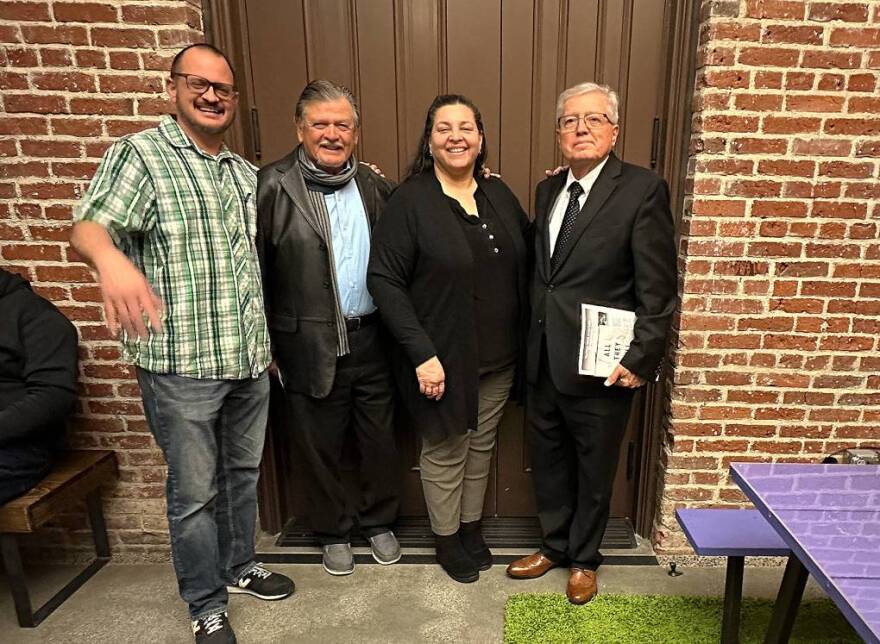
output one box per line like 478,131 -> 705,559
368,95 -> 531,583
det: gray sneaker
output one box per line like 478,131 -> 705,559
322,543 -> 354,575
368,530 -> 401,565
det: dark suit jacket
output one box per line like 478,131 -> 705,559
527,152 -> 677,396
368,172 -> 531,443
256,149 -> 394,398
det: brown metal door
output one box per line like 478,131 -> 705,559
242,0 -> 668,526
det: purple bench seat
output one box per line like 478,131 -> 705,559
676,508 -> 792,644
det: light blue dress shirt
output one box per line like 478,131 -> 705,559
324,179 -> 375,317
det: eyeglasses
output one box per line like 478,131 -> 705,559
557,113 -> 613,132
171,73 -> 238,100
306,121 -> 354,134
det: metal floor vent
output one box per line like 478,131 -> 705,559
275,516 -> 637,550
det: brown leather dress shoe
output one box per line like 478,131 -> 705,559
506,552 -> 560,579
566,568 -> 598,605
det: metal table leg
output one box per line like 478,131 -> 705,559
764,555 -> 809,644
722,555 -> 744,644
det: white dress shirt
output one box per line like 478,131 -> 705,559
548,156 -> 610,252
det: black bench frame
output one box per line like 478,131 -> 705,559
1,490 -> 110,628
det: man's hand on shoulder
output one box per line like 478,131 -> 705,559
604,363 -> 645,389
95,249 -> 163,339
360,161 -> 386,178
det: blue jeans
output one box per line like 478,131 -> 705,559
136,368 -> 269,619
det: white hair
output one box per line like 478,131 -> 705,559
555,82 -> 620,124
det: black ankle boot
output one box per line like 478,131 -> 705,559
434,532 -> 479,583
459,519 -> 492,571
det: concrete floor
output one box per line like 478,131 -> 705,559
0,555 -> 829,644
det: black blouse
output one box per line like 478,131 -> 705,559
445,188 -> 518,373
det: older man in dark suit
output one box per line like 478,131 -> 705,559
507,82 -> 676,604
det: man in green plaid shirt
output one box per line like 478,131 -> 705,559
71,44 -> 293,644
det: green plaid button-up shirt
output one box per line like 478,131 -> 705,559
75,116 -> 270,380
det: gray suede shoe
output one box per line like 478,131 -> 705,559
368,531 -> 401,565
322,543 -> 354,575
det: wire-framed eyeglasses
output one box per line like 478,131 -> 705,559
557,113 -> 613,132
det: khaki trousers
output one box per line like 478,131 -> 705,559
419,365 -> 515,535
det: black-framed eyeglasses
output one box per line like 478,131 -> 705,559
171,73 -> 238,100
557,113 -> 613,132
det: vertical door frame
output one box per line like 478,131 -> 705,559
202,0 -> 701,537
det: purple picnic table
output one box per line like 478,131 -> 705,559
731,462 -> 880,644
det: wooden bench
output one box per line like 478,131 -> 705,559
676,508 -> 791,644
0,450 -> 118,627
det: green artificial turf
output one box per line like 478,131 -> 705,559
504,594 -> 861,644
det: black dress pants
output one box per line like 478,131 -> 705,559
285,324 -> 400,545
526,339 -> 635,570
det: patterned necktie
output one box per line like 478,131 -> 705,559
551,181 -> 584,271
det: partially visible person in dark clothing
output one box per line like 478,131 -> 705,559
0,267 -> 78,505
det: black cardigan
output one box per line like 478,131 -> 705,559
367,172 -> 531,443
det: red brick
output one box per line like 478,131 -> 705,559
19,182 -> 79,199
785,71 -> 815,89
785,95 -> 845,112
701,114 -> 759,132
109,51 -> 140,70
792,138 -> 851,156
738,46 -> 800,66
715,261 -> 770,277
700,45 -> 736,66
725,423 -> 777,437
812,201 -> 867,218
0,70 -> 29,91
32,71 -> 96,92
0,140 -> 18,157
697,158 -> 754,174
746,0 -> 805,20
735,94 -> 783,111
817,73 -> 846,91
75,49 -> 107,69
809,2 -> 869,22
39,47 -> 73,67
122,4 -> 190,25
819,160 -> 873,178
836,426 -> 880,439
53,1 -> 117,22
757,159 -> 815,177
763,25 -> 823,44
825,117 -> 880,135
4,47 -> 38,66
691,199 -> 747,216
701,69 -> 750,89
50,117 -> 102,137
140,51 -> 174,71
708,333 -> 762,349
4,94 -> 67,114
159,28 -> 199,47
0,1 -> 50,21
755,70 -> 784,88
829,27 -> 880,47
848,96 -> 880,113
847,73 -> 877,92
0,161 -> 48,178
20,140 -> 81,158
35,265 -> 94,283
751,200 -> 809,217
105,119 -> 158,137
52,161 -> 98,179
98,74 -> 164,94
136,98 -> 174,116
728,180 -> 783,197
70,97 -> 133,115
819,336 -> 875,351
21,25 -> 88,45
755,407 -> 807,420
91,27 -> 156,48
763,116 -> 821,133
801,50 -> 862,68
730,137 -> 788,154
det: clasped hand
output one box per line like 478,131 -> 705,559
416,356 -> 445,400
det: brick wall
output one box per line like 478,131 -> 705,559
0,0 -> 202,561
655,0 -> 880,555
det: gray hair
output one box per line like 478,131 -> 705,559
555,82 -> 620,125
294,79 -> 360,126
